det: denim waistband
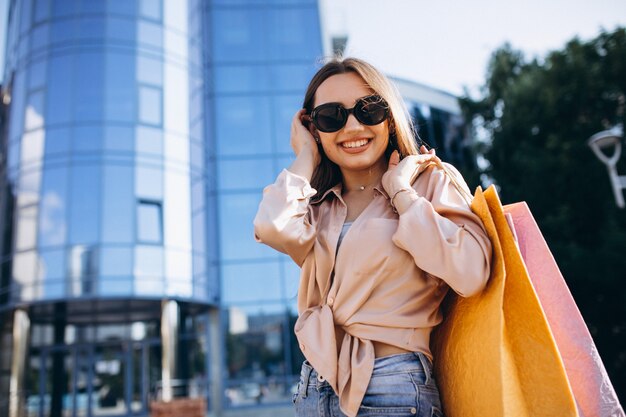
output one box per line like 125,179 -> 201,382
299,351 -> 433,393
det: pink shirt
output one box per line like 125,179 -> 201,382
254,163 -> 492,417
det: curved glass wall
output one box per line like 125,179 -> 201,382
207,0 -> 323,406
0,0 -> 213,306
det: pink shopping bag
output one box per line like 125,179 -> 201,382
504,202 -> 625,417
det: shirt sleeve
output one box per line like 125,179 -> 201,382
392,163 -> 492,297
253,169 -> 318,266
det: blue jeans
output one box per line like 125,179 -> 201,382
293,352 -> 444,417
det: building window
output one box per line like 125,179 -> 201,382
137,200 -> 163,243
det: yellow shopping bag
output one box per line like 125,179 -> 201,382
430,185 -> 579,417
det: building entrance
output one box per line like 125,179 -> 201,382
26,340 -> 160,417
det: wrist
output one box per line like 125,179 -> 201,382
390,188 -> 417,214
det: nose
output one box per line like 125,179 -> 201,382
343,113 -> 364,132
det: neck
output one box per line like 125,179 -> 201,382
341,159 -> 387,193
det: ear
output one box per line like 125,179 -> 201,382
307,122 -> 319,141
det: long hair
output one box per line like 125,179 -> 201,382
303,57 -> 421,196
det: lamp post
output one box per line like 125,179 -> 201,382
587,124 -> 625,208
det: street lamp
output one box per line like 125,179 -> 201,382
587,124 -> 625,208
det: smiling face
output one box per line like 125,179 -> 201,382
312,72 -> 390,175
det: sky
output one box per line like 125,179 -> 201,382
321,0 -> 626,96
1,0 -> 625,95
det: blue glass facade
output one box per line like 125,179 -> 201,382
0,1 -> 473,416
206,0 -> 322,406
0,0 -> 323,415
1,0 -> 212,306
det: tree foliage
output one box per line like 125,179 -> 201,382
460,28 -> 626,403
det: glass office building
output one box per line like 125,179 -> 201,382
0,1 -> 476,416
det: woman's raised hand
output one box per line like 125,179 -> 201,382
287,109 -> 321,181
382,146 -> 437,199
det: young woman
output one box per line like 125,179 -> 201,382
254,57 -> 492,417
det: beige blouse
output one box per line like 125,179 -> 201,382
253,162 -> 492,417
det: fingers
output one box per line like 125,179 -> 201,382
419,145 -> 436,155
387,150 -> 400,170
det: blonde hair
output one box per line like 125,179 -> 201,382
303,57 -> 421,195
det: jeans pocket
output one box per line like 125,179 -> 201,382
431,405 -> 444,417
292,380 -> 301,404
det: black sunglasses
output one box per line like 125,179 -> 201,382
309,95 -> 389,133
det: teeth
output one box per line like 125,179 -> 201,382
342,139 -> 369,148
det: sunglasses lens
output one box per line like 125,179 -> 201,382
311,95 -> 389,133
355,97 -> 388,126
313,105 -> 346,132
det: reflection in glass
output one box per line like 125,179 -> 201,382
47,54 -> 73,125
13,250 -> 37,286
31,23 -> 49,51
137,55 -> 163,86
164,63 -> 188,135
73,125 -> 103,153
34,0 -> 50,22
93,345 -> 127,415
216,97 -> 271,156
15,205 -> 38,251
18,169 -> 42,207
268,9 -> 320,60
226,304 -> 287,380
218,158 -> 274,191
104,126 -> 134,153
25,91 -> 45,130
52,0 -> 75,17
21,130 -> 45,165
136,165 -> 163,200
282,259 -> 301,301
139,86 -> 162,125
214,65 -> 270,94
69,165 -> 101,244
38,249 -> 66,281
77,17 -> 105,41
212,9 -> 264,62
100,247 -> 133,277
165,250 -> 192,297
271,63 -> 314,92
105,52 -> 136,123
163,0 -> 188,32
39,167 -> 68,247
138,21 -> 162,49
136,125 -> 163,156
219,193 -> 275,260
164,171 -> 191,249
140,0 -> 162,20
106,17 -> 136,42
191,211 -> 205,255
107,0 -> 137,16
45,127 -> 71,156
98,278 -> 133,296
102,165 -> 134,243
222,262 -> 282,304
28,59 -> 47,90
273,95 -> 301,154
67,245 -> 98,297
50,19 -> 76,45
137,201 -> 162,243
75,53 -> 104,122
134,245 -> 163,277
8,71 -> 25,141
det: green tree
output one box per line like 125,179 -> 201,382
460,28 -> 626,403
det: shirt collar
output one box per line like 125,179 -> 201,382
311,181 -> 390,205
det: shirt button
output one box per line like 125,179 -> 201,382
317,374 -> 325,382
410,407 -> 417,414
327,297 -> 334,306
